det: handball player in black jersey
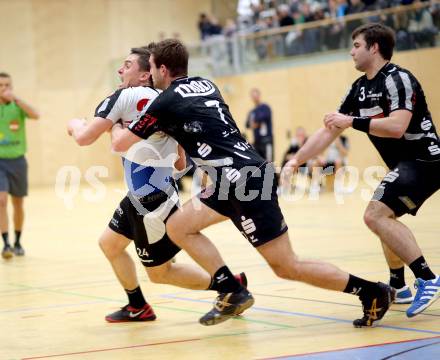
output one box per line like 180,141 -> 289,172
283,23 -> 439,318
113,39 -> 395,327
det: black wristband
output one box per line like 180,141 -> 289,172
352,116 -> 371,133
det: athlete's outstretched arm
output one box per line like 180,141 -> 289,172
67,117 -> 112,146
111,123 -> 142,152
281,126 -> 342,184
324,110 -> 411,138
292,126 -> 342,166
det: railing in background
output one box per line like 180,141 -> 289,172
187,1 -> 440,77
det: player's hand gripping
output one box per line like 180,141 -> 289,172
67,118 -> 87,136
324,112 -> 353,130
281,158 -> 300,187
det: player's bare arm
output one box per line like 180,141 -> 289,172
67,117 -> 112,146
324,110 -> 411,138
281,126 -> 342,184
111,123 -> 142,152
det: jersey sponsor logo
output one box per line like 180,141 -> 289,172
9,120 -> 20,132
133,114 -> 158,131
224,168 -> 241,183
136,98 -> 150,111
241,216 -> 256,234
366,91 -> 382,100
421,119 -> 433,131
240,216 -> 258,243
428,143 -> 440,156
174,80 -> 216,98
383,169 -> 399,183
197,142 -> 212,158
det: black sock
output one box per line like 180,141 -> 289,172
343,274 -> 380,297
389,266 -> 406,289
2,232 -> 9,246
14,231 -> 21,246
125,286 -> 147,309
208,266 -> 242,293
409,256 -> 436,281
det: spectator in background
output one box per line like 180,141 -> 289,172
317,135 -> 350,174
282,126 -> 308,168
408,0 -> 438,47
346,0 -> 366,36
246,88 -> 274,162
224,19 -> 238,65
0,72 -> 39,259
325,0 -> 346,49
198,13 -> 212,40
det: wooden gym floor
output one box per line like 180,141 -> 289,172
1,180 -> 439,359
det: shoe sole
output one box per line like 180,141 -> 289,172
105,315 -> 157,323
394,297 -> 414,304
199,296 -> 255,326
2,250 -> 13,259
407,292 -> 440,318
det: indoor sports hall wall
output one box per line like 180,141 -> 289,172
216,47 -> 440,169
1,0 -> 439,186
0,0 -> 212,186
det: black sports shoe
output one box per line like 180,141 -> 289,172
2,244 -> 13,259
353,282 -> 395,328
13,243 -> 25,256
105,303 -> 156,323
199,288 -> 255,326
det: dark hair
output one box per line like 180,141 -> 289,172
150,39 -> 188,77
0,72 -> 11,78
351,23 -> 395,61
130,46 -> 151,72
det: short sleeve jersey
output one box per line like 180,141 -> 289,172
95,86 -> 178,196
339,62 -> 440,168
0,102 -> 27,158
128,77 -> 265,186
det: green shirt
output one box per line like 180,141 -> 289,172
0,101 -> 27,158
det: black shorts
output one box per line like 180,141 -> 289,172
372,160 -> 440,217
0,156 -> 28,197
109,190 -> 181,267
199,163 -> 288,247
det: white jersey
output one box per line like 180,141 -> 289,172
95,86 -> 178,196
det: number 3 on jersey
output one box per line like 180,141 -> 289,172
205,100 -> 228,124
358,86 -> 366,101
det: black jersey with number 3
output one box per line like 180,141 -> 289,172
339,62 -> 440,168
129,76 -> 265,183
